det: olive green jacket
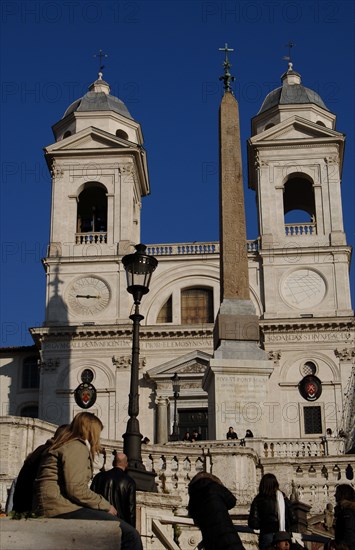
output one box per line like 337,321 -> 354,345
34,438 -> 111,517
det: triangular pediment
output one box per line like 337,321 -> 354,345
250,116 -> 343,144
146,350 -> 212,380
45,127 -> 131,152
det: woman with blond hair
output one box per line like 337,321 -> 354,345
34,412 -> 142,550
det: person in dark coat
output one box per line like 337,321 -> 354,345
248,473 -> 296,550
91,452 -> 137,527
12,424 -> 69,513
226,426 -> 238,440
188,472 -> 245,550
334,484 -> 355,550
191,430 -> 201,442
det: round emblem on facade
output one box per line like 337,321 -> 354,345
74,383 -> 97,408
299,374 -> 322,401
74,368 -> 97,409
66,276 -> 110,315
281,269 -> 326,309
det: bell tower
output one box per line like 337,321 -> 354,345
42,72 -> 150,326
30,71 -> 152,433
248,63 -> 353,319
247,63 -> 354,446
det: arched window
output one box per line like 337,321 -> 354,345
316,120 -> 326,127
157,296 -> 172,323
20,404 -> 39,418
22,356 -> 40,389
283,174 -> 316,232
264,123 -> 275,130
116,129 -> 129,140
63,130 -> 72,139
77,183 -> 107,241
181,288 -> 213,324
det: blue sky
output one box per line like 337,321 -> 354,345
1,0 -> 354,346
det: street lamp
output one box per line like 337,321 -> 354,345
170,373 -> 180,441
122,243 -> 158,491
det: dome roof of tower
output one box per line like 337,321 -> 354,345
258,65 -> 328,114
62,75 -> 133,120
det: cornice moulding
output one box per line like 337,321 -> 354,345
30,325 -> 214,343
261,318 -> 354,331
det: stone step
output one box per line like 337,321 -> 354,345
0,518 -> 121,550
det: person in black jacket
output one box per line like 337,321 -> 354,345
11,424 -> 69,513
188,472 -> 245,550
334,484 -> 355,550
226,427 -> 238,440
248,473 -> 296,550
91,452 -> 137,527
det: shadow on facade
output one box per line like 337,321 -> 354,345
40,265 -> 72,426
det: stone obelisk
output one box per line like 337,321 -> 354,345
203,45 -> 272,440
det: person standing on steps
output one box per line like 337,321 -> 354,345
91,451 -> 137,527
188,471 -> 245,550
248,473 -> 296,550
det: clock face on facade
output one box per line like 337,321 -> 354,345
67,276 -> 110,315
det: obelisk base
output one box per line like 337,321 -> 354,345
207,298 -> 273,439
203,357 -> 273,440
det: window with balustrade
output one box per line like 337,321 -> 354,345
76,183 -> 107,244
283,173 -> 316,236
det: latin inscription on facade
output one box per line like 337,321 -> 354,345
265,332 -> 353,343
43,338 -> 211,351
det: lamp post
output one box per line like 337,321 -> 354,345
122,243 -> 158,491
170,373 -> 180,441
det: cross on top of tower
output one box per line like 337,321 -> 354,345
93,49 -> 108,79
219,43 -> 235,94
282,41 -> 296,71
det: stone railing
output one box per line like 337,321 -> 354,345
245,437 -> 345,458
146,240 -> 259,256
98,438 -> 348,512
75,232 -> 107,244
1,418 -> 350,520
285,223 -> 316,236
154,437 -> 344,460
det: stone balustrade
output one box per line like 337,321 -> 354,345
146,240 -> 259,256
1,417 -> 350,522
75,231 -> 107,244
285,223 -> 316,236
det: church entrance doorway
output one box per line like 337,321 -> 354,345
178,409 -> 208,440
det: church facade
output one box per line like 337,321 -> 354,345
1,63 -> 354,454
